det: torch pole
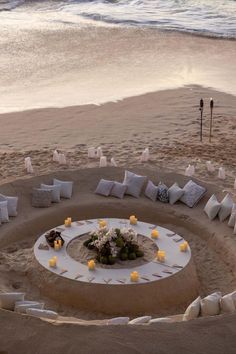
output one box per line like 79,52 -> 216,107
209,98 -> 214,143
199,98 -> 204,142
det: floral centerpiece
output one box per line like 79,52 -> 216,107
83,227 -> 144,265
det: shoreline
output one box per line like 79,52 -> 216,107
0,26 -> 236,113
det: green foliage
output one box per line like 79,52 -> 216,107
128,252 -> 137,260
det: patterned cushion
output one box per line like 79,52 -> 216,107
40,184 -> 61,203
218,193 -> 234,222
0,201 -> 9,222
95,179 -> 114,197
32,189 -> 52,208
53,179 -> 73,199
168,183 -> 184,205
123,171 -> 146,198
0,194 -> 18,217
145,180 -> 158,202
204,194 -> 221,220
180,180 -> 206,208
110,182 -> 127,199
157,182 -> 169,203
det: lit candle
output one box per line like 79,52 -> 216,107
180,242 -> 188,252
88,260 -> 95,270
54,241 -> 60,251
157,250 -> 165,262
65,217 -> 72,227
99,220 -> 107,228
129,215 -> 137,225
67,217 -> 72,224
49,258 -> 56,267
151,229 -> 159,239
58,239 -> 62,248
130,271 -> 139,282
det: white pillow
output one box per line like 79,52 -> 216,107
15,301 -> 44,314
107,317 -> 130,325
53,179 -> 73,199
0,201 -> 9,223
0,194 -> 18,217
149,317 -> 172,324
26,308 -> 58,320
200,292 -> 222,316
180,180 -> 206,208
183,296 -> 201,321
129,316 -> 151,325
110,182 -> 127,199
145,180 -> 158,202
168,183 -> 184,205
218,194 -> 234,222
228,204 -> 236,227
41,184 -> 61,203
0,292 -> 25,310
220,294 -> 235,314
229,290 -> 236,307
123,171 -> 146,198
204,194 -> 221,220
95,179 -> 114,197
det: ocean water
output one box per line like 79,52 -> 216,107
0,0 -> 236,38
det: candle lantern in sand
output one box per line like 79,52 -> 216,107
54,240 -> 61,251
218,167 -> 226,180
88,260 -> 95,271
180,242 -> 188,252
157,250 -> 165,262
130,271 -> 139,282
129,215 -> 138,225
99,156 -> 107,168
151,229 -> 159,239
88,147 -> 96,159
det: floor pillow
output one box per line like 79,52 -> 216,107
218,193 -> 234,222
180,180 -> 206,208
168,183 -> 184,205
40,184 -> 61,203
110,182 -> 127,199
204,194 -> 221,220
0,194 -> 18,217
157,182 -> 169,203
95,179 -> 114,197
53,179 -> 73,199
32,189 -> 52,208
123,170 -> 146,198
145,180 -> 158,202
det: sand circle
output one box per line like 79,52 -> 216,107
67,233 -> 158,269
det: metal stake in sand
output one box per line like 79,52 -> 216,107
199,98 -> 204,142
209,98 -> 214,143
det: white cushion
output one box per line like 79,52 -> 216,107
229,291 -> 236,307
145,180 -> 158,202
26,308 -> 58,320
110,182 -> 127,199
41,184 -> 61,203
168,183 -> 184,205
123,171 -> 146,198
228,204 -> 236,227
200,292 -> 222,316
218,193 -> 234,222
149,317 -> 172,324
0,292 -> 25,310
0,201 -> 9,223
129,316 -> 152,325
220,294 -> 235,314
180,180 -> 206,208
107,317 -> 130,325
95,179 -> 114,197
0,194 -> 18,217
15,301 -> 44,314
53,179 -> 73,199
183,296 -> 201,321
204,194 -> 221,220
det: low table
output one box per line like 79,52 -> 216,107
33,218 -> 199,315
